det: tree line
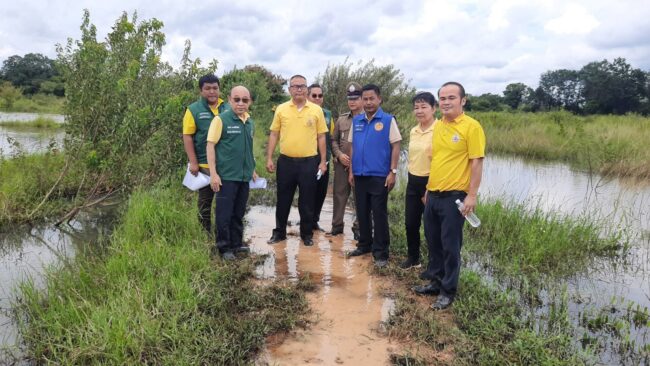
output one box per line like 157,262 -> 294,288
468,58 -> 650,115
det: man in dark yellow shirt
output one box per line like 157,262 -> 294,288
413,82 -> 486,310
266,75 -> 328,246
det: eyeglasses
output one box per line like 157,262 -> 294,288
232,97 -> 250,104
311,93 -> 323,98
290,84 -> 307,90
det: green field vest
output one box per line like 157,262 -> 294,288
216,110 -> 255,182
187,97 -> 229,164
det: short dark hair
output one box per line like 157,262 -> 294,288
289,74 -> 307,84
412,91 -> 437,107
199,74 -> 220,89
438,81 -> 466,98
362,83 -> 381,96
308,83 -> 322,93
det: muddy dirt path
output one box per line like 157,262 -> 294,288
246,199 -> 401,365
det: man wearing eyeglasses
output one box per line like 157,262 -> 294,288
206,86 -> 256,260
307,83 -> 334,233
182,74 -> 230,235
266,75 -> 328,246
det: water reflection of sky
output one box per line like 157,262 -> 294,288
0,206 -> 118,360
478,155 -> 650,364
0,126 -> 64,157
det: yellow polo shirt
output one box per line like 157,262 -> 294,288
426,113 -> 485,192
408,121 -> 435,177
206,112 -> 251,144
269,99 -> 328,157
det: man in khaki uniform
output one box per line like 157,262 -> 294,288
328,82 -> 362,237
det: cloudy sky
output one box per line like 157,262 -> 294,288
1,0 -> 649,95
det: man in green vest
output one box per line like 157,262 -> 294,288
206,85 -> 257,260
182,74 -> 230,235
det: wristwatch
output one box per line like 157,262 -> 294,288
391,168 -> 397,174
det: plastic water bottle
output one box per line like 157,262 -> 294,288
455,199 -> 481,228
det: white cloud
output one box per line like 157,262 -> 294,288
0,0 -> 648,96
544,3 -> 599,35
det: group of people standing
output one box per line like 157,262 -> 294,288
182,73 -> 485,310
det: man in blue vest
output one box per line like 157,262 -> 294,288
347,84 -> 402,268
206,85 -> 256,260
182,74 -> 230,235
307,83 -> 334,232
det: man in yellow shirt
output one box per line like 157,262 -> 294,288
266,75 -> 328,246
413,82 -> 486,310
182,74 -> 229,234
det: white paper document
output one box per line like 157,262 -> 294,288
182,165 -> 210,191
249,177 -> 267,189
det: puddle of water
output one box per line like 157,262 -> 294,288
246,202 -> 399,365
0,112 -> 64,123
0,203 -> 118,361
0,112 -> 65,157
0,126 -> 64,157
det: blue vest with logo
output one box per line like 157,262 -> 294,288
351,108 -> 393,177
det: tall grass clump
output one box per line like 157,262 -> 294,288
0,116 -> 61,130
475,111 -> 650,179
465,199 -> 627,277
15,184 -> 307,364
0,152 -> 87,229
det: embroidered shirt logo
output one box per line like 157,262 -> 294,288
451,134 -> 460,143
374,122 -> 384,131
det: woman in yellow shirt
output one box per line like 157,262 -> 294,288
401,92 -> 437,269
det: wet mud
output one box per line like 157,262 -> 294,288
246,201 -> 400,365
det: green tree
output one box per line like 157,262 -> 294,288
539,69 -> 583,112
315,58 -> 416,118
467,93 -> 505,112
580,58 -> 647,114
0,81 -> 22,109
48,10 -> 213,224
0,53 -> 59,94
503,82 -> 528,109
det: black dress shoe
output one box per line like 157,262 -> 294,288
352,228 -> 360,241
412,283 -> 441,296
419,271 -> 434,280
431,295 -> 454,310
399,257 -> 421,269
374,259 -> 388,268
267,233 -> 286,244
235,246 -> 250,255
312,223 -> 325,232
326,228 -> 343,237
303,238 -> 314,246
347,247 -> 371,257
221,251 -> 236,261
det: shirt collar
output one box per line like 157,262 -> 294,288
442,113 -> 464,124
415,120 -> 436,133
364,107 -> 384,122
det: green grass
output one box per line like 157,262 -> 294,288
465,199 -> 627,277
0,152 -> 85,229
0,94 -> 65,114
0,116 -> 61,130
15,183 -> 308,364
474,111 -> 650,179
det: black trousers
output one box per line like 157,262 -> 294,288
423,191 -> 466,298
354,175 -> 390,260
197,168 -> 216,235
405,173 -> 429,261
273,154 -> 319,240
313,164 -> 330,226
215,180 -> 249,253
